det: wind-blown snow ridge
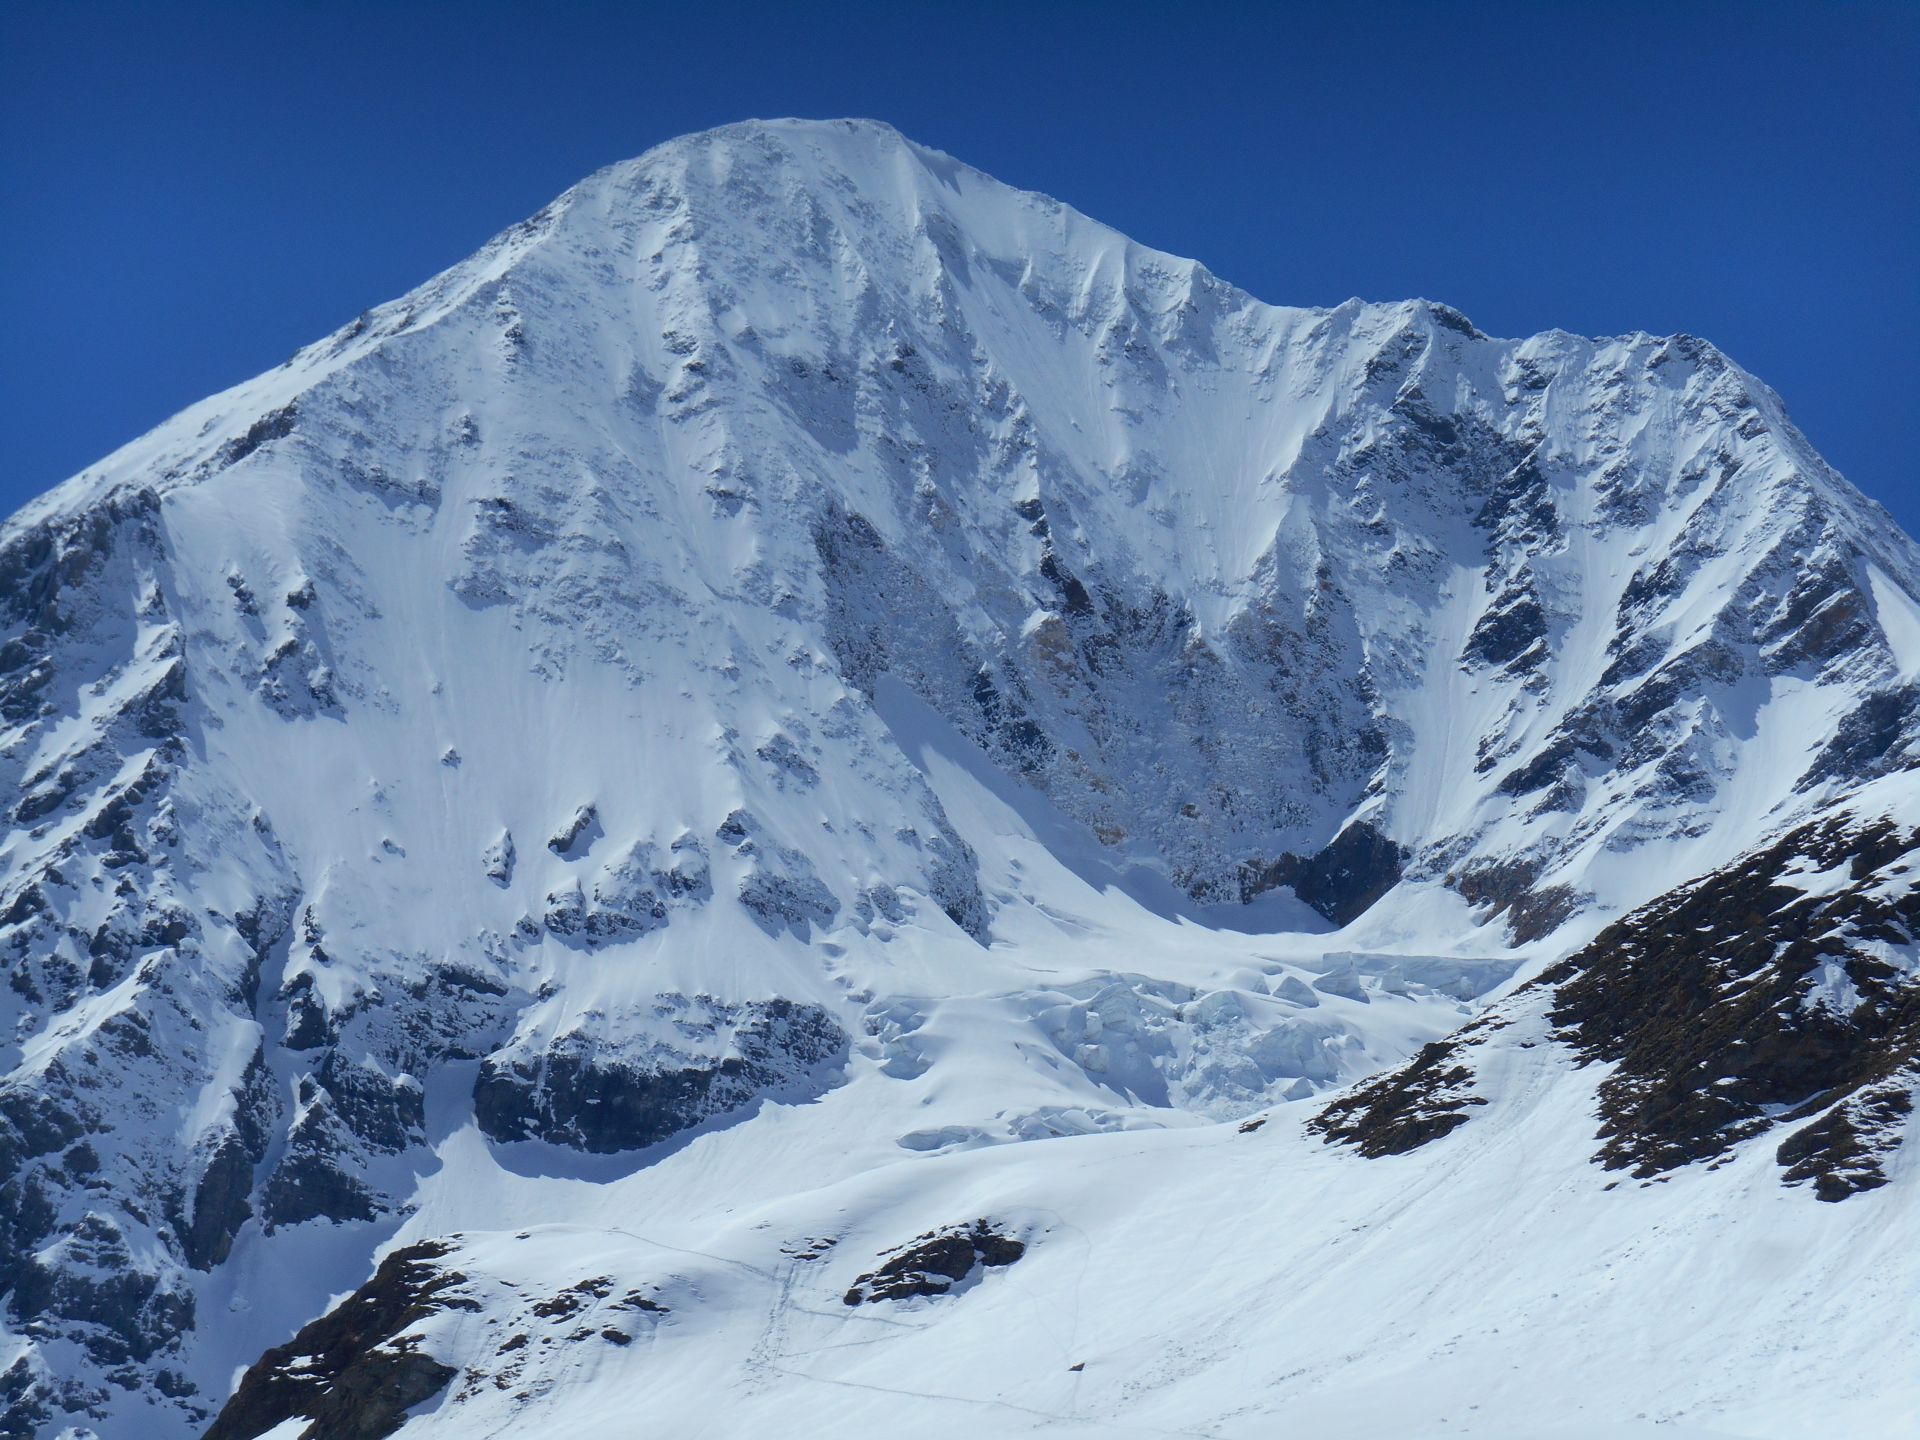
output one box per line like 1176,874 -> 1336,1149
1,118 -> 1916,1438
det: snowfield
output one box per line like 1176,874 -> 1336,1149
0,119 -> 1915,1439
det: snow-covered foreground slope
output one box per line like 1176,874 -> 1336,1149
2,119 -> 1916,1437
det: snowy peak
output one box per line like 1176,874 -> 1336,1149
2,120 -> 1917,1438
10,113 -> 1917,1010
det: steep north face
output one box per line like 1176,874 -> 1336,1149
1,120 -> 1915,1437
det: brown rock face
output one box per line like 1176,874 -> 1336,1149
202,1241 -> 478,1440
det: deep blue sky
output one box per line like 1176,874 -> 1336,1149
4,2 -> 1915,529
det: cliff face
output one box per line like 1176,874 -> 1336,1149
2,120 -> 1914,1438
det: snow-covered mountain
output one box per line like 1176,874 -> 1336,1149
3,118 -> 1916,1439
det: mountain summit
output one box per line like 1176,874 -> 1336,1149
3,119 -> 1915,1438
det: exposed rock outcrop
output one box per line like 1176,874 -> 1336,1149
843,1220 -> 1026,1305
202,1240 -> 476,1440
474,997 -> 848,1153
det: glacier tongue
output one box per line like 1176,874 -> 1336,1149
1,117 -> 1916,1437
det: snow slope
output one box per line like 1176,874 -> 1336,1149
0,119 -> 1915,1438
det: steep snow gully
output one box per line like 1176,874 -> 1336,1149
2,119 -> 1916,1438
